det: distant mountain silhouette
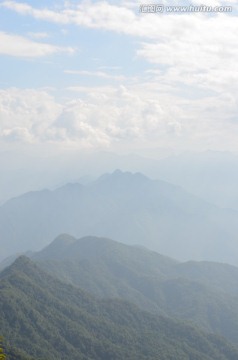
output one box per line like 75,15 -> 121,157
1,170 -> 238,264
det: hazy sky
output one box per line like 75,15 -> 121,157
0,0 -> 238,155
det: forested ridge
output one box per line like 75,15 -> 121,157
32,234 -> 238,344
1,256 -> 238,360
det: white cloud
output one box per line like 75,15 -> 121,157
0,86 -> 180,147
0,88 -> 61,143
1,84 -> 237,151
0,31 -> 74,57
2,2 -> 237,92
1,1 -> 136,29
1,1 -> 236,37
1,1 -> 238,152
137,13 -> 238,92
63,82 -> 238,151
2,127 -> 33,142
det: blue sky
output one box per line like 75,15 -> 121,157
0,0 -> 238,154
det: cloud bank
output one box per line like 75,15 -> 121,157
0,1 -> 237,152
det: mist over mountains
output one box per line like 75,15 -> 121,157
2,151 -> 238,358
2,150 -> 238,209
2,0 -> 238,356
154,151 -> 238,210
1,169 -> 238,264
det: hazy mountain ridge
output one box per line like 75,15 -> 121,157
173,261 -> 238,296
2,256 -> 238,360
2,150 -> 238,210
1,170 -> 238,264
30,234 -> 238,344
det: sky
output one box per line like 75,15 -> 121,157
0,0 -> 238,156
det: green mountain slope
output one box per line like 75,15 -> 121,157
173,260 -> 238,296
33,234 -> 238,343
1,256 -> 238,360
4,346 -> 37,360
33,234 -> 178,313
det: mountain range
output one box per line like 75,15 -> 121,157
30,234 -> 238,345
1,170 -> 238,264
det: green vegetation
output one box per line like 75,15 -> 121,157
5,347 -> 37,360
1,329 -> 36,360
33,235 -> 238,344
1,256 -> 238,360
0,337 -> 6,360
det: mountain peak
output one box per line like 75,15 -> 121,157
96,169 -> 149,188
0,255 -> 35,279
11,254 -> 31,267
112,169 -> 148,180
51,233 -> 77,246
34,234 -> 77,260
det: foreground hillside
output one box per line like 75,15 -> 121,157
1,170 -> 238,264
1,256 -> 238,360
33,234 -> 238,344
4,346 -> 36,360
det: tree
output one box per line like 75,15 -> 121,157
0,337 -> 6,360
